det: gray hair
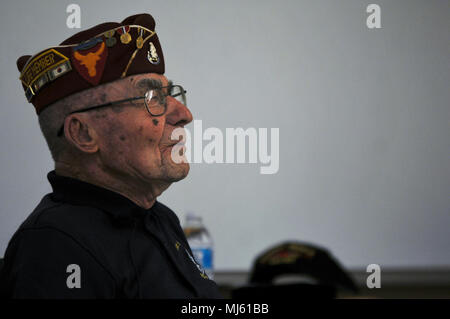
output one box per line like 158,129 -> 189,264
37,76 -> 134,161
38,86 -> 108,161
38,96 -> 75,161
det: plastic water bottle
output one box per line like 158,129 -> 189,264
183,212 -> 214,280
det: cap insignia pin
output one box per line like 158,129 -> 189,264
136,28 -> 144,49
147,42 -> 160,65
119,26 -> 132,44
104,29 -> 117,47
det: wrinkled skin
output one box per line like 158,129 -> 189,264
56,73 -> 193,208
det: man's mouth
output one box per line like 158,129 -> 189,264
160,140 -> 185,153
169,135 -> 185,146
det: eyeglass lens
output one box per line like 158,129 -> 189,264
144,85 -> 186,116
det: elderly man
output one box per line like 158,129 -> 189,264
0,13 -> 222,298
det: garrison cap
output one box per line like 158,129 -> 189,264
16,13 -> 165,114
249,241 -> 358,292
232,241 -> 358,299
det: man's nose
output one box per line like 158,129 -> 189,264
164,96 -> 193,127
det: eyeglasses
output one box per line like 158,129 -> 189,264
56,84 -> 186,137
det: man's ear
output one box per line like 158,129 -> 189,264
63,114 -> 99,154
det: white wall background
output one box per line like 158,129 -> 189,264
0,0 -> 449,271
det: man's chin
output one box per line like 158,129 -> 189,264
166,162 -> 190,182
160,146 -> 190,181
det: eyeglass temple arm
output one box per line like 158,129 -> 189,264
56,96 -> 145,137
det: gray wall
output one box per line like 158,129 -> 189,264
0,0 -> 449,271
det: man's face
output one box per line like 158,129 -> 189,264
92,73 -> 193,186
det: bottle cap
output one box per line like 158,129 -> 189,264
186,212 -> 202,222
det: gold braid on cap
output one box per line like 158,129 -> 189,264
121,28 -> 156,78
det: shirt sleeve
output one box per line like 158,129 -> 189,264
1,227 -> 116,299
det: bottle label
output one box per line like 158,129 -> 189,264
191,247 -> 213,270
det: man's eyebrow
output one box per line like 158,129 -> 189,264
135,78 -> 163,91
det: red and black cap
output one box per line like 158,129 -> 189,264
17,13 -> 165,114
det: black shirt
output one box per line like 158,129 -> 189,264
0,171 -> 222,299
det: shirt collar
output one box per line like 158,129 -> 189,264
47,170 -> 155,220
